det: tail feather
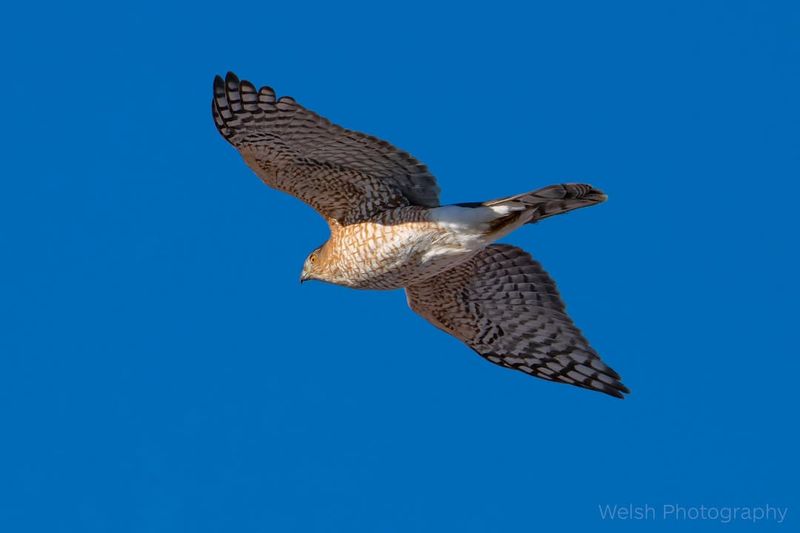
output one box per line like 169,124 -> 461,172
485,183 -> 607,223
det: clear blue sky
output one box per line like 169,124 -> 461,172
1,1 -> 798,531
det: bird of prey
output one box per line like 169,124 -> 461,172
212,72 -> 629,398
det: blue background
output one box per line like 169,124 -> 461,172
1,1 -> 798,531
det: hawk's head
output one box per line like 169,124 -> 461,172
299,246 -> 324,284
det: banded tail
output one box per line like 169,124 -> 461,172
483,183 -> 607,224
439,183 -> 607,245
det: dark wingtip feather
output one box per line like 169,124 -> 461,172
608,389 -> 626,399
603,379 -> 630,399
579,376 -> 629,399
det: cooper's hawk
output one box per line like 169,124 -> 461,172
213,72 -> 629,398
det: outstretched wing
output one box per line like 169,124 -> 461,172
212,72 -> 440,224
406,244 -> 629,398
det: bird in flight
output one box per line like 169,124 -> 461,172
212,72 -> 629,398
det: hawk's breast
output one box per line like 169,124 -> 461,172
324,207 -> 481,289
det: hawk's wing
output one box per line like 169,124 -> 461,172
406,244 -> 629,398
212,72 -> 440,224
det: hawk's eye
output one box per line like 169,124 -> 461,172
309,254 -> 316,264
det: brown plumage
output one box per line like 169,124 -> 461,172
213,72 -> 628,398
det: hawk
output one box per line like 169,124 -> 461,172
212,72 -> 629,398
